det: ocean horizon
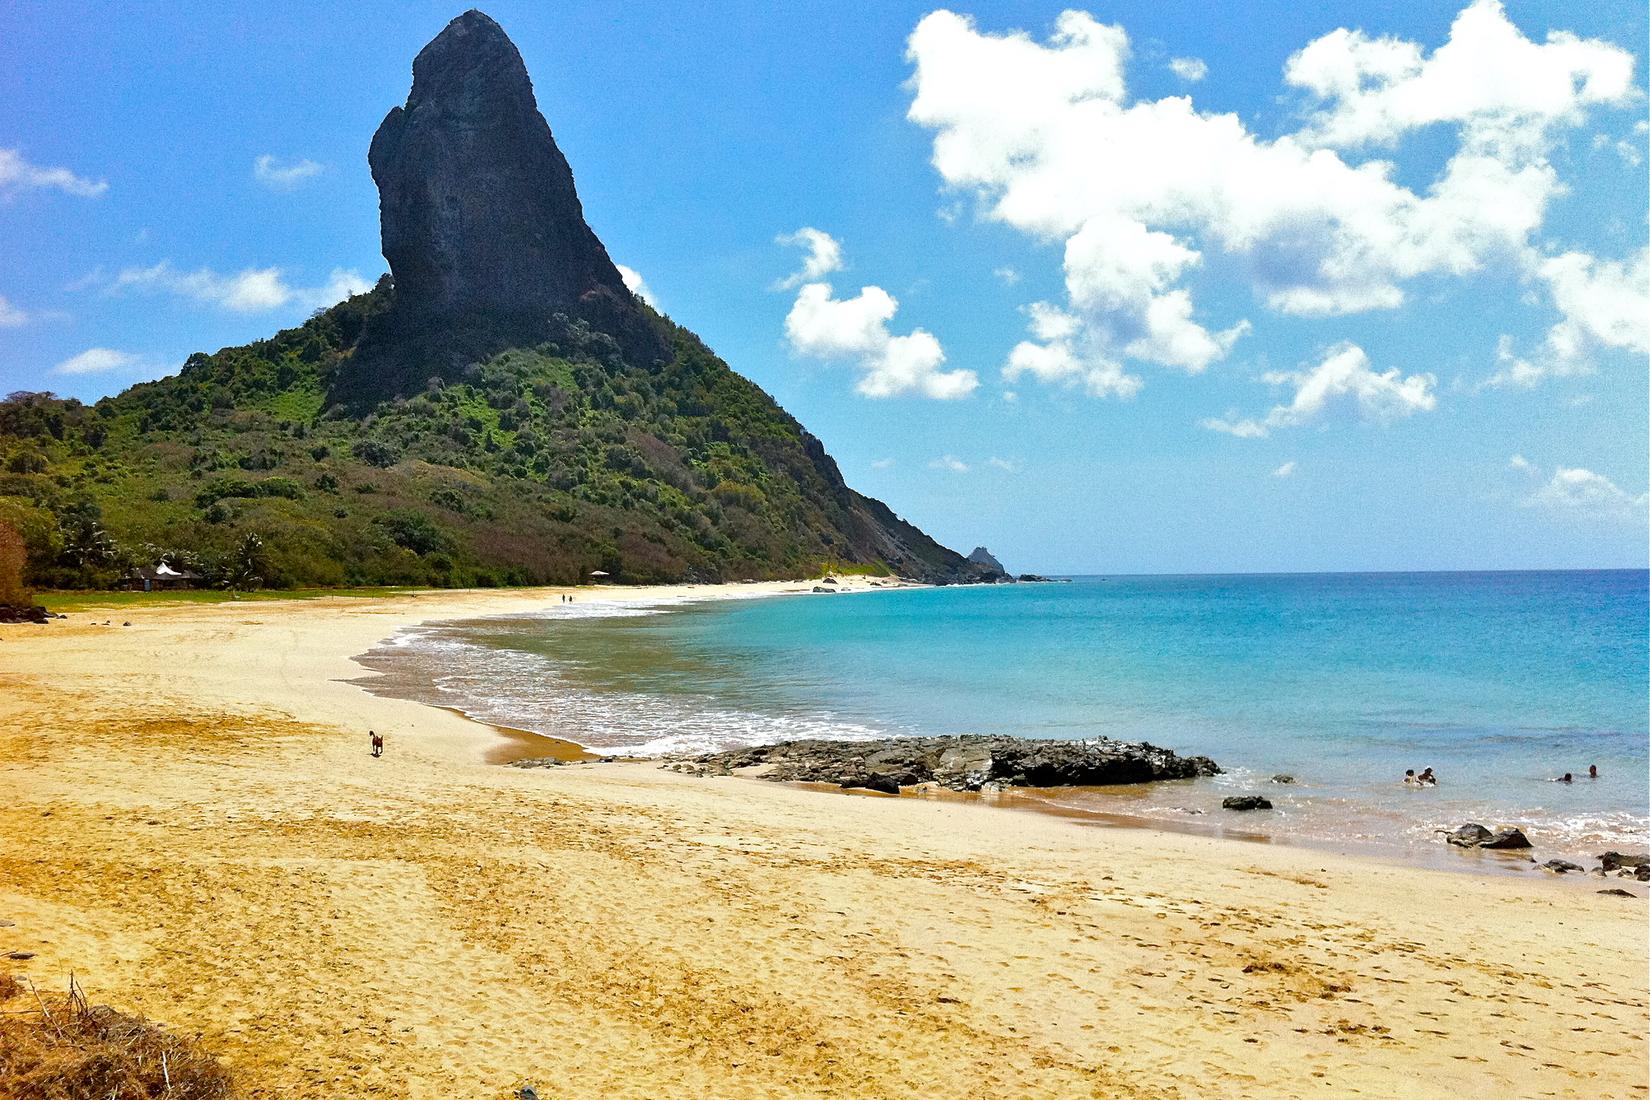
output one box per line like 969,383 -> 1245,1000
360,568 -> 1649,872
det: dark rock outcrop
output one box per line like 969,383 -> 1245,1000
1599,851 -> 1650,873
688,735 -> 1219,793
1221,795 -> 1272,811
0,603 -> 50,625
1445,823 -> 1532,850
368,10 -> 666,365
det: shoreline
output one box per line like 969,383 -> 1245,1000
2,582 -> 1645,1098
356,586 -> 1642,889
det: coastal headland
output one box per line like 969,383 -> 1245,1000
2,582 -> 1645,1098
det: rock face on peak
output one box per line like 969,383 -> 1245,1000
369,10 -> 662,360
966,546 -> 1007,574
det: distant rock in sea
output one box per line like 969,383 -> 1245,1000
966,546 -> 1007,574
687,734 -> 1219,793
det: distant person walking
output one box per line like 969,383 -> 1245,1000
370,730 -> 384,758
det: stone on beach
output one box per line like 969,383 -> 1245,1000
1598,851 -> 1650,873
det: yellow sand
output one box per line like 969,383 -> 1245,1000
1,584 -> 1644,1099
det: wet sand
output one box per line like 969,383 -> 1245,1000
1,583 -> 1645,1099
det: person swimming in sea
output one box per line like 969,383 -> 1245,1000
1588,764 -> 1599,779
1417,767 -> 1436,786
1554,772 -> 1573,783
1403,769 -> 1418,786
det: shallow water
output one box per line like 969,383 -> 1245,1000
357,572 -> 1649,869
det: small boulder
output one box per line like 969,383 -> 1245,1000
1444,824 -> 1494,848
1222,795 -> 1272,811
1270,774 -> 1295,784
1597,888 -> 1637,898
842,773 -> 900,795
1541,859 -> 1585,874
1598,851 -> 1650,873
1480,827 -> 1532,850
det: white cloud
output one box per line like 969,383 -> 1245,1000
1285,0 -> 1636,153
1272,460 -> 1297,478
1201,343 -> 1436,437
616,264 -> 654,305
1508,453 -> 1536,473
774,227 -> 846,290
0,147 -> 108,199
905,4 -> 1638,399
53,347 -> 141,375
870,457 -> 896,470
252,154 -> 324,190
1169,57 -> 1208,82
0,295 -> 27,327
1486,247 -> 1650,387
986,456 -> 1020,472
105,262 -> 370,313
992,265 -> 1021,285
928,455 -> 971,472
1525,465 -> 1647,522
780,236 -> 978,400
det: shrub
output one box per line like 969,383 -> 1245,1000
0,521 -> 27,606
0,976 -> 239,1099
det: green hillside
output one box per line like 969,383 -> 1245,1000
0,280 -> 976,591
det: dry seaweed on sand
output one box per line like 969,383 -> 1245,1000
0,974 -> 239,1099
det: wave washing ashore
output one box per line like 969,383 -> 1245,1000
358,570 -> 1649,874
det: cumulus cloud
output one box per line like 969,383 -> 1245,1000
1508,453 -> 1536,473
780,230 -> 977,400
616,263 -> 654,305
1272,460 -> 1297,478
1524,464 -> 1648,522
1201,343 -> 1436,438
53,347 -> 142,375
104,262 -> 371,313
773,227 -> 846,290
992,266 -> 1021,285
0,147 -> 108,199
1169,57 -> 1208,82
986,456 -> 1020,472
0,295 -> 27,327
1487,247 -> 1650,387
252,154 -> 324,190
904,3 -> 1639,400
928,455 -> 971,472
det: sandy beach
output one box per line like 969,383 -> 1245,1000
1,583 -> 1645,1099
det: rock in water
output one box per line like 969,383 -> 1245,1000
1221,795 -> 1272,811
369,11 -> 664,361
966,547 -> 1007,575
1444,823 -> 1494,848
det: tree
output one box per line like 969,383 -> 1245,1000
222,533 -> 269,591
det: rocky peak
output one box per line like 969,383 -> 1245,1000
369,10 -> 663,360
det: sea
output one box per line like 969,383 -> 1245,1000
356,571 -> 1649,872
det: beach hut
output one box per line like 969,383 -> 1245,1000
127,561 -> 202,592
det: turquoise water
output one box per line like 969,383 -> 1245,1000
364,572 -> 1649,865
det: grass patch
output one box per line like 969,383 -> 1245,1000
0,975 -> 240,1099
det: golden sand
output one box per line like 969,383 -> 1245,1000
1,584 -> 1645,1098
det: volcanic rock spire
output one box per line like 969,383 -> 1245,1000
369,11 -> 662,359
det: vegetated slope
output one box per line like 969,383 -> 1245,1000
0,282 -> 976,588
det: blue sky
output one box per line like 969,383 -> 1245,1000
2,0 -> 1645,573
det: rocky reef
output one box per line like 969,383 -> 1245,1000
681,734 -> 1219,794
